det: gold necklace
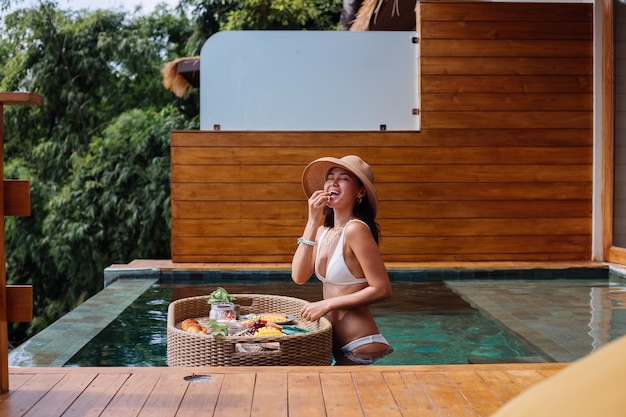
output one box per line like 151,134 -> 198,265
324,224 -> 345,246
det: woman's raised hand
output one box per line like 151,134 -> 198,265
307,190 -> 329,222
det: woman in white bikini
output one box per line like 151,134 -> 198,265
291,155 -> 393,365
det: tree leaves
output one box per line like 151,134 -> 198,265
2,0 -> 340,346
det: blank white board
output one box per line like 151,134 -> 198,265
200,31 -> 419,131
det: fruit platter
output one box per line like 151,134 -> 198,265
175,289 -> 306,337
178,315 -> 304,337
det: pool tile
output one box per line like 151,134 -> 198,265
9,277 -> 157,367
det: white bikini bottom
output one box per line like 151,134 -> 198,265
341,333 -> 390,353
339,334 -> 392,365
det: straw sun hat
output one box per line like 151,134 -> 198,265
302,155 -> 378,216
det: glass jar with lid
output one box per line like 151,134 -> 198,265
209,302 -> 236,322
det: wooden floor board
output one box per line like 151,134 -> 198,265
1,373 -> 66,416
138,373 -> 188,417
389,372 -> 440,417
175,373 -> 223,417
352,372 -> 403,417
448,370 -> 504,417
421,371 -> 478,417
3,364 -> 567,417
100,373 -> 160,417
24,373 -> 96,417
251,373 -> 288,417
214,373 -> 256,417
62,373 -> 129,417
287,373 -> 326,417
476,370 -> 528,404
320,372 -> 364,417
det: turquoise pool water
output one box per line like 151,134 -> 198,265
64,280 -> 544,366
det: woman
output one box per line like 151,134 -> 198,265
291,155 -> 393,365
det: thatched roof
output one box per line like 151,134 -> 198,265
350,0 -> 378,31
350,0 -> 416,31
162,56 -> 200,98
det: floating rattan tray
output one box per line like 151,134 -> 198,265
167,294 -> 333,366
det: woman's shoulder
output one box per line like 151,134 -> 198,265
347,218 -> 369,229
345,219 -> 371,237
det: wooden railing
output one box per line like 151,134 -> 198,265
0,92 -> 40,393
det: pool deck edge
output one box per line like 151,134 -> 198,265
9,278 -> 158,367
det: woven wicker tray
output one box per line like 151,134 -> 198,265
167,294 -> 333,366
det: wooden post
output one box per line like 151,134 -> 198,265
0,92 -> 42,393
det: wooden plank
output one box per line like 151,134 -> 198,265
172,146 -> 592,166
171,129 -> 593,148
382,218 -> 591,237
507,369 -> 552,389
62,373 -> 130,417
171,235 -> 591,257
171,181 -> 594,203
172,219 -> 303,237
6,285 -> 32,322
138,373 -> 189,417
319,372 -> 363,417
172,200 -> 592,220
419,371 -> 477,417
213,373 -> 256,417
383,372 -> 439,417
380,200 -> 591,219
172,252 -> 591,264
422,75 -> 592,94
422,111 -> 592,130
0,373 -> 65,416
4,180 -> 30,217
421,57 -> 592,76
0,93 -> 43,106
422,93 -> 592,111
171,182 -> 592,202
419,3 -> 592,23
251,372 -> 288,417
420,21 -> 592,40
447,369 -> 505,416
475,370 -> 530,404
173,164 -> 593,184
172,201 -> 305,220
100,373 -> 161,417
421,40 -> 592,58
0,103 -> 7,393
7,372 -> 34,391
172,218 -> 591,239
20,373 -> 96,417
176,373 -> 225,417
352,372 -> 403,417
287,373 -> 326,417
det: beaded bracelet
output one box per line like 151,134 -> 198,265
297,237 -> 316,246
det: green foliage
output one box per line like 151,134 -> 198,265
221,0 -> 341,31
180,0 -> 341,55
1,0 -> 341,347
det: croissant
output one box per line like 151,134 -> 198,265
186,324 -> 205,334
181,318 -> 200,331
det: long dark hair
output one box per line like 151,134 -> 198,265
322,191 -> 381,245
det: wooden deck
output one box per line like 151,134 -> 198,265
2,363 -> 566,417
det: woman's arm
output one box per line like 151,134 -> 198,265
291,190 -> 328,284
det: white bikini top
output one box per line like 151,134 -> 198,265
315,219 -> 369,286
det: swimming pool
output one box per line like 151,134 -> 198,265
13,265 -> 621,368
64,279 -> 548,367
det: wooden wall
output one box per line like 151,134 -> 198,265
170,1 -> 594,263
